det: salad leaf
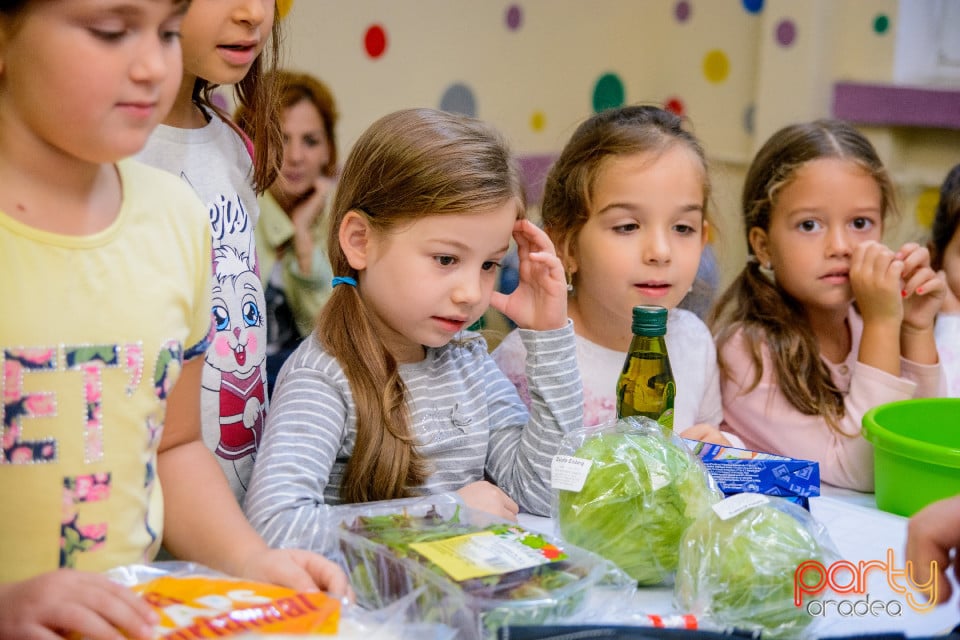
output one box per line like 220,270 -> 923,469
557,426 -> 720,585
339,506 -> 589,638
674,500 -> 835,638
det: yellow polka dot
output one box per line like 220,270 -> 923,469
915,187 -> 940,228
277,0 -> 294,19
530,111 -> 546,132
703,49 -> 730,84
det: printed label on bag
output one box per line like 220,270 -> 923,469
712,492 -> 769,520
410,527 -> 567,582
550,455 -> 594,491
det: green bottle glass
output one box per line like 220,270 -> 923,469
616,305 -> 675,430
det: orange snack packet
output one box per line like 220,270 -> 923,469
129,575 -> 341,638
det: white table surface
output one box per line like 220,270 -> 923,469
519,486 -> 960,637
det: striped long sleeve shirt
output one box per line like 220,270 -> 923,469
243,321 -> 582,549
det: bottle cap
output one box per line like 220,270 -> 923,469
631,305 -> 667,336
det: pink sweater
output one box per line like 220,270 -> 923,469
719,308 -> 942,492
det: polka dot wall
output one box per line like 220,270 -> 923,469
281,0 -> 954,275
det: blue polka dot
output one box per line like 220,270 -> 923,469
742,104 -> 755,134
440,83 -> 477,117
742,0 -> 763,14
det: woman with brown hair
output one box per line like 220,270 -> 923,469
238,71 -> 339,388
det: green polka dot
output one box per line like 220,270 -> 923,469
703,49 -> 730,84
592,73 -> 625,113
873,14 -> 890,34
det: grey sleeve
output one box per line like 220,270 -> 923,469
243,359 -> 347,553
484,320 -> 583,516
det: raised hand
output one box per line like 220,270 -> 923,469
489,219 -> 567,331
290,177 -> 333,234
849,240 -> 904,327
290,177 -> 334,274
896,242 -> 945,333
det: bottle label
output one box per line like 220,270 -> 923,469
550,454 -> 594,492
657,407 -> 674,431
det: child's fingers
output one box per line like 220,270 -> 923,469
286,549 -> 352,598
524,253 -> 567,294
488,290 -> 508,315
903,269 -> 945,298
898,243 -> 932,278
852,241 -> 899,289
513,219 -> 556,256
893,241 -> 921,262
63,576 -> 158,640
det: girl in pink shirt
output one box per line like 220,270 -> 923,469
711,120 -> 945,492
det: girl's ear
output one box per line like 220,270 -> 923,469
748,226 -> 771,266
701,220 -> 711,251
339,210 -> 372,271
556,231 -> 578,275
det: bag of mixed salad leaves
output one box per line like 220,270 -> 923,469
331,495 -> 631,640
551,417 -> 721,586
673,493 -> 840,639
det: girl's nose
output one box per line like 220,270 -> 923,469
452,274 -> 483,306
826,228 -> 853,257
642,230 -> 671,264
131,35 -> 170,84
235,0 -> 269,27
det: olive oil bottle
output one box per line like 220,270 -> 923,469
616,305 -> 675,430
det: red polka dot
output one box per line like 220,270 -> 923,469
364,24 -> 387,58
664,97 -> 685,116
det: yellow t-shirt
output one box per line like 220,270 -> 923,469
0,160 -> 212,581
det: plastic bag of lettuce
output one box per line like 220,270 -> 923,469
552,417 -> 721,586
674,493 -> 840,638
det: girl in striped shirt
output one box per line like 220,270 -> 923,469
244,109 -> 583,550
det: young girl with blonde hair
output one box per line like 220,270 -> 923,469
493,105 -> 733,444
712,119 -> 945,491
244,108 -> 582,546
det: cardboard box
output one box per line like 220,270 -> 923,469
683,439 -> 820,509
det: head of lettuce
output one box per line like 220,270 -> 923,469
555,418 -> 721,585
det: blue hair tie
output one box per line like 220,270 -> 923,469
332,276 -> 357,288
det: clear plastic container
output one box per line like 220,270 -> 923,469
330,495 -> 629,640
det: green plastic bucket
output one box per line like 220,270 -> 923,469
862,398 -> 960,517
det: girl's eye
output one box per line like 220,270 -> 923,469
851,217 -> 875,231
435,255 -> 456,267
304,136 -> 321,147
612,223 -> 638,234
673,223 -> 697,235
798,220 -> 822,232
482,261 -> 501,272
90,28 -> 126,42
160,28 -> 181,43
